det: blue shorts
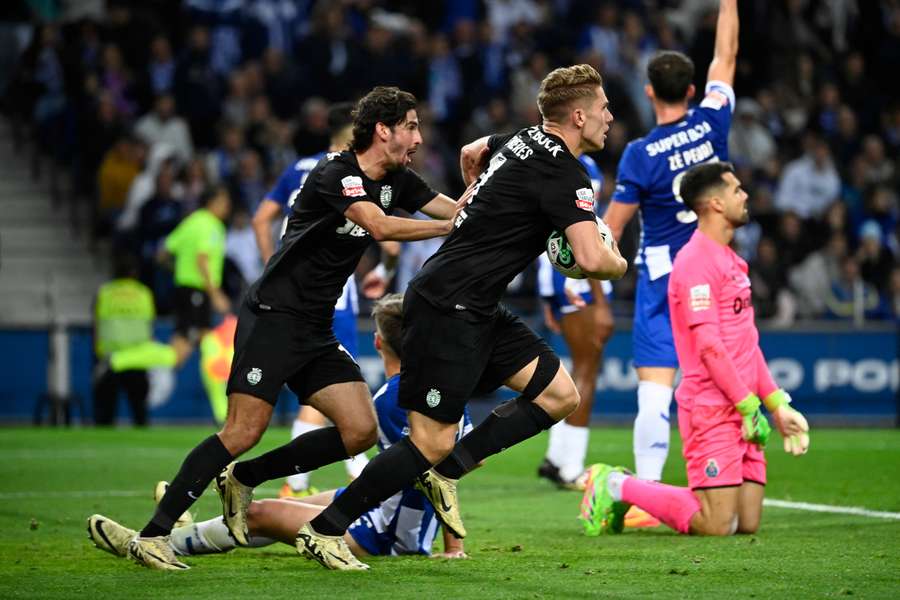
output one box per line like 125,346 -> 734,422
538,257 -> 612,319
632,266 -> 678,368
338,487 -> 431,556
333,308 -> 358,359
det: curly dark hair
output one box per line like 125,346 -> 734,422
350,86 -> 418,152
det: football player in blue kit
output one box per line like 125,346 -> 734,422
601,0 -> 739,527
88,294 -> 471,562
537,153 -> 615,490
252,103 -> 377,498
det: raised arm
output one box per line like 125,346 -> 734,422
706,0 -> 739,87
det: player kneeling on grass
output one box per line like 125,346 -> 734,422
88,294 -> 470,567
580,162 -> 810,537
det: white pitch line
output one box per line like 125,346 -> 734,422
0,486 -> 283,500
764,498 -> 900,520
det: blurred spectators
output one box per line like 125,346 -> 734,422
4,0 -> 896,323
729,99 -> 776,171
134,93 -> 194,166
775,132 -> 841,220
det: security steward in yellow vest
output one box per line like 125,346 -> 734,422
94,255 -> 156,425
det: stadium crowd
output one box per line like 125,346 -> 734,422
3,0 -> 898,322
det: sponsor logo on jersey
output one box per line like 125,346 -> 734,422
690,284 -> 711,312
247,367 -> 262,385
341,175 -> 366,198
733,295 -> 752,314
426,388 -> 442,408
379,185 -> 392,208
705,459 -> 719,478
645,122 -> 713,157
575,188 -> 594,211
336,218 -> 369,237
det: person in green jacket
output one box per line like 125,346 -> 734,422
106,186 -> 232,374
93,254 -> 156,425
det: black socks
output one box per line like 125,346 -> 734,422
141,434 -> 233,537
309,437 -> 431,536
232,426 -> 349,488
435,396 -> 555,480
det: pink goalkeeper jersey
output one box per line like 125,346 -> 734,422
668,229 -> 759,408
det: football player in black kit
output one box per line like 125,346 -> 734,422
107,86 -> 463,570
300,64 -> 628,570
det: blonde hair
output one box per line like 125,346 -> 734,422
537,64 -> 603,122
372,293 -> 404,357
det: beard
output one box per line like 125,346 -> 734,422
729,207 -> 750,227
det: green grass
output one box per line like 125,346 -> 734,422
1,427 -> 899,599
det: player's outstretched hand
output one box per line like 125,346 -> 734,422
763,389 -> 810,456
431,550 -> 469,559
771,405 -> 810,456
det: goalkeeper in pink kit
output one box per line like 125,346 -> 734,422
580,162 -> 810,536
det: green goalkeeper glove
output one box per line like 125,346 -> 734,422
764,390 -> 810,456
736,393 -> 771,447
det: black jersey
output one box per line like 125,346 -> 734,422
410,125 -> 597,318
249,151 -> 436,324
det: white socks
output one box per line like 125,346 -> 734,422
607,470 -> 627,502
633,381 -> 673,481
344,452 -> 369,479
286,418 -> 371,491
169,517 -> 274,555
546,421 -> 567,466
546,421 -> 590,482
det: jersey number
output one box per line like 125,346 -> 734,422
457,154 -> 508,227
670,155 -> 721,224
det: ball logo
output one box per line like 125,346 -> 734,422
247,368 -> 262,386
426,388 -> 442,408
705,459 -> 719,478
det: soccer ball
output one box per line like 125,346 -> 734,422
545,218 -> 615,279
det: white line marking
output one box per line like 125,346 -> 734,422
764,498 -> 900,521
0,487 -> 282,500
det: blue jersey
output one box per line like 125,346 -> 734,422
265,153 -> 358,353
346,375 -> 472,556
612,81 -> 735,274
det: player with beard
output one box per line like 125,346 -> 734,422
581,162 -> 810,537
109,86 -> 463,570
602,0 -> 740,528
297,64 -> 627,570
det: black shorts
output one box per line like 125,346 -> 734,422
226,301 -> 364,405
398,289 -> 556,423
174,287 -> 212,341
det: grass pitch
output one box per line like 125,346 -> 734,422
0,426 -> 898,599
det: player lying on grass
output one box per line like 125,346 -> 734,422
88,294 -> 470,566
580,162 -> 810,537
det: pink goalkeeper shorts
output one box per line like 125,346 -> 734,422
677,402 -> 767,490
